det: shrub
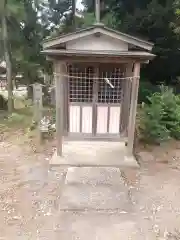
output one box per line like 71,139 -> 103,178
139,86 -> 180,144
139,92 -> 170,143
160,87 -> 180,139
138,81 -> 160,104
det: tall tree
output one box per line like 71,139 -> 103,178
0,0 -> 24,113
9,0 -> 52,97
1,1 -> 12,111
84,0 -> 180,84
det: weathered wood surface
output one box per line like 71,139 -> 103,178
127,62 -> 140,155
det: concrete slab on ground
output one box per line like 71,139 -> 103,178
59,184 -> 131,211
60,167 -> 131,211
50,141 -> 139,167
65,167 -> 123,185
51,212 -> 146,240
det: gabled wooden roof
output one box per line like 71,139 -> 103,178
43,23 -> 154,51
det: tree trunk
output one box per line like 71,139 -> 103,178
2,12 -> 14,114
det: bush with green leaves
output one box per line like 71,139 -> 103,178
161,87 -> 180,139
138,81 -> 160,104
139,86 -> 180,143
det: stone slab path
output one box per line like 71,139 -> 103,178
60,167 -> 131,211
56,167 -> 143,239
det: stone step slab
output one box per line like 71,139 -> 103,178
65,167 -> 125,186
59,184 -> 131,211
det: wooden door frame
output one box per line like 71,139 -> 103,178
92,65 -> 99,136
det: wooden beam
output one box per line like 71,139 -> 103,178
127,62 -> 140,155
54,61 -> 66,156
46,55 -> 149,64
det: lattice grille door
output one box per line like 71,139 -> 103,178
67,64 -> 125,137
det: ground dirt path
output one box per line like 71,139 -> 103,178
0,137 -> 180,239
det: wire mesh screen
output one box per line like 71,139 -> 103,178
68,64 -> 94,103
67,64 -> 125,104
98,67 -> 124,104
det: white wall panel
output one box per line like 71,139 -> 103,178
82,106 -> 92,133
97,106 -> 108,134
70,106 -> 80,133
109,107 -> 121,134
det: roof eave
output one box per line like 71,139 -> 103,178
41,50 -> 156,61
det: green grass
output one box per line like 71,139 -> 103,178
0,97 -> 33,133
0,96 -> 55,138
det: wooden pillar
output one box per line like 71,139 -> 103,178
92,66 -> 99,136
63,72 -> 68,136
127,62 -> 141,155
54,61 -> 66,156
120,63 -> 133,136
